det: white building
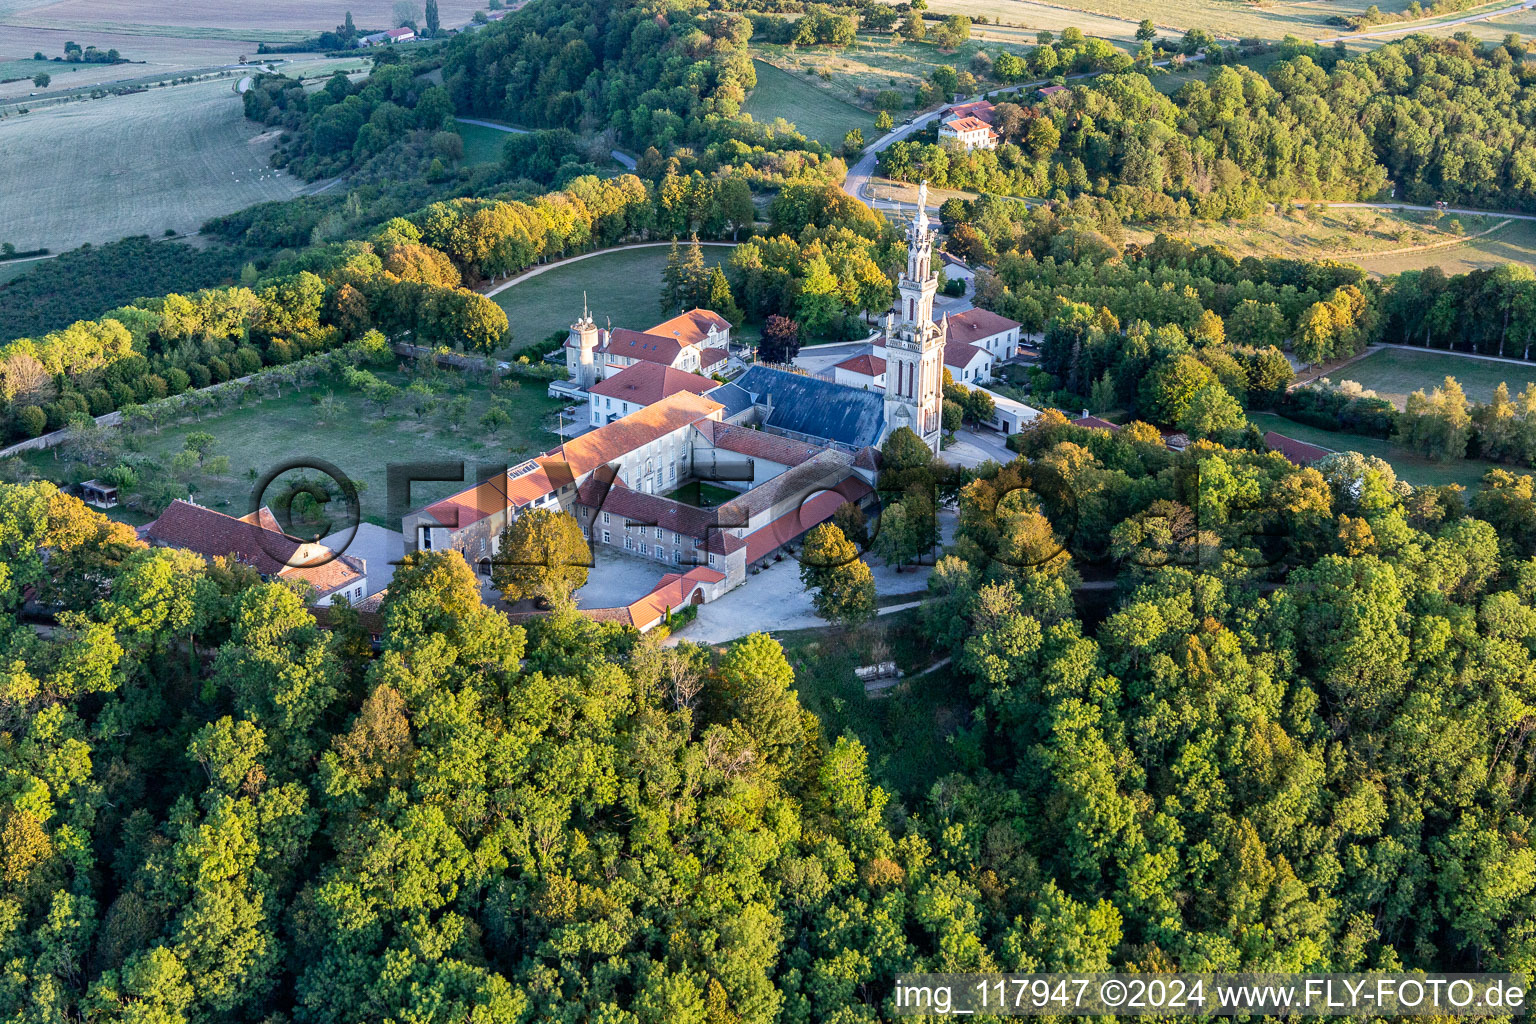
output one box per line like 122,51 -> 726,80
975,386 -> 1040,434
833,353 -> 886,390
946,307 -> 1023,361
938,115 -> 997,152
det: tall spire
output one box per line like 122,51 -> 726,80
914,180 -> 930,236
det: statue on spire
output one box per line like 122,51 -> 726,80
914,180 -> 930,235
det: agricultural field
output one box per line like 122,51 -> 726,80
490,244 -> 738,354
1247,410 -> 1502,489
742,59 -> 877,145
18,367 -> 566,528
0,75 -> 307,252
1332,347 -> 1536,408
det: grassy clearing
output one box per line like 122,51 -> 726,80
778,608 -> 973,799
743,58 -> 876,145
1352,219 -> 1536,277
20,368 -> 565,527
1333,347 -> 1536,408
1125,207 -> 1527,267
1248,410 -> 1501,489
491,244 -> 735,354
456,121 -> 511,166
664,481 -> 739,506
0,75 -> 305,250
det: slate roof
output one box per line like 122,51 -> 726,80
704,382 -> 754,418
734,366 -> 885,449
588,362 -> 717,407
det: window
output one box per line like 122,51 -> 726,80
624,537 -> 633,550
419,527 -> 434,551
639,542 -> 647,556
581,527 -> 589,539
708,554 -> 716,566
669,465 -> 677,482
602,512 -> 610,524
605,398 -> 612,410
672,549 -> 681,563
602,530 -> 610,544
655,527 -> 664,539
673,532 -> 680,544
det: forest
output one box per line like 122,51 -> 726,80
880,34 -> 1536,218
4,409 -> 1536,1021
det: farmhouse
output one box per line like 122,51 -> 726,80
946,307 -> 1023,360
938,115 -> 997,152
143,499 -> 367,605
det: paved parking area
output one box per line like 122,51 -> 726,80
321,523 -> 404,597
574,547 -> 671,608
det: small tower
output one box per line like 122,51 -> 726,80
882,182 -> 945,454
565,293 -> 600,388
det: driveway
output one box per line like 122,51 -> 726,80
942,428 -> 1015,469
322,523 -> 403,597
574,547 -> 671,608
669,510 -> 956,645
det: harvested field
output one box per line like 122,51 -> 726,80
0,75 -> 305,250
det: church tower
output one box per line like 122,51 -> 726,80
882,181 -> 945,454
565,294 -> 600,388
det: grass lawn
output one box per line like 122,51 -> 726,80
742,58 -> 875,146
22,368 -> 565,528
1353,219 -> 1536,277
941,0 -> 1380,40
491,244 -> 735,354
1335,347 -> 1536,408
777,608 -> 973,799
1248,411 -> 1500,490
664,481 -> 739,507
0,75 -> 305,251
1123,207 -> 1525,269
455,121 -> 511,166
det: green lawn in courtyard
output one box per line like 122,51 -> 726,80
664,480 -> 739,507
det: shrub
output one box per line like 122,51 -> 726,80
15,406 -> 46,438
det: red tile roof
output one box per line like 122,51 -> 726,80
646,309 -> 731,349
700,347 -> 728,371
943,340 -> 990,370
604,328 -> 688,366
835,354 -> 886,377
743,477 -> 873,565
946,307 -> 1020,346
625,566 -> 726,628
946,100 -> 996,124
1071,415 -> 1120,431
589,362 -> 718,407
575,477 -> 717,539
693,421 -> 829,467
553,391 -> 723,476
422,458 -> 574,529
943,116 -> 993,134
144,499 -> 363,595
1264,430 -> 1334,466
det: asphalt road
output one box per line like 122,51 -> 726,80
1323,0 -> 1536,41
